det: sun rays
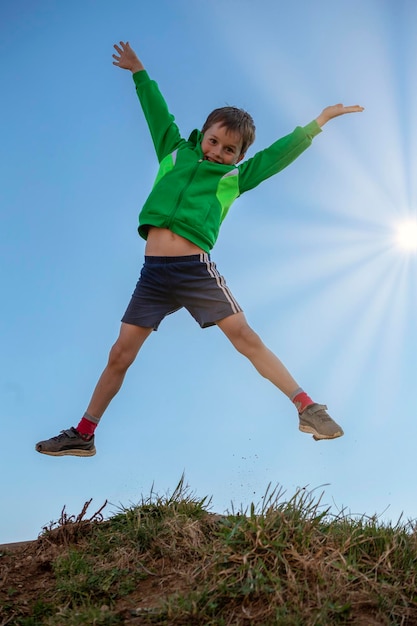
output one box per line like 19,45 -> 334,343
393,218 -> 417,253
218,3 -> 417,417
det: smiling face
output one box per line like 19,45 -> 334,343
201,122 -> 244,165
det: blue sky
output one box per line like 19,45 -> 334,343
1,0 -> 416,543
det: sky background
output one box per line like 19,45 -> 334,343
1,0 -> 416,543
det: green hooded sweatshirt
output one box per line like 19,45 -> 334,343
133,70 -> 321,253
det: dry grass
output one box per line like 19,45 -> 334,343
1,477 -> 417,625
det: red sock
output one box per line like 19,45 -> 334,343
291,389 -> 314,414
76,413 -> 98,438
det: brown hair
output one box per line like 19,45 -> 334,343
201,106 -> 256,155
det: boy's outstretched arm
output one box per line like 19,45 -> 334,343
112,41 -> 144,74
315,103 -> 364,127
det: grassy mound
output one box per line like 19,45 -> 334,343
1,477 -> 417,625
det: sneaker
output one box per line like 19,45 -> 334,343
298,404 -> 344,440
35,427 -> 96,457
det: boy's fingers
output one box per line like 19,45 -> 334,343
330,104 -> 364,116
345,105 -> 365,113
113,42 -> 129,52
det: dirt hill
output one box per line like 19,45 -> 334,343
2,481 -> 417,625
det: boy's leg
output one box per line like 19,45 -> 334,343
216,312 -> 299,396
35,323 -> 153,456
84,322 -> 153,420
216,312 -> 343,439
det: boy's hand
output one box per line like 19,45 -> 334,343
112,41 -> 144,74
316,104 -> 364,127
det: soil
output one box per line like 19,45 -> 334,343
0,537 -> 187,625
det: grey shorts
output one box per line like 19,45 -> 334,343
122,253 -> 243,330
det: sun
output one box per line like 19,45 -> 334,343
394,219 -> 417,253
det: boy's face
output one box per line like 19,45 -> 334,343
201,123 -> 244,165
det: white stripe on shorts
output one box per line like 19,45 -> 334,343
199,253 -> 241,314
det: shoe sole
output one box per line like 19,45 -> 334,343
36,448 -> 96,457
299,424 -> 344,440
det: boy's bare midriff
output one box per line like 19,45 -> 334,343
145,227 -> 205,256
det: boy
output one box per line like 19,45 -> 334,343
36,41 -> 364,457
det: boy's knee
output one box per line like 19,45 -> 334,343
230,322 -> 261,354
108,340 -> 136,371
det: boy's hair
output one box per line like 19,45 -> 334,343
201,106 -> 256,155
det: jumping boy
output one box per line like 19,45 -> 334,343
36,41 -> 364,457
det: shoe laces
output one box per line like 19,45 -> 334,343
53,428 -> 75,441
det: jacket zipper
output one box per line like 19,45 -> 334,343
167,159 -> 202,229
